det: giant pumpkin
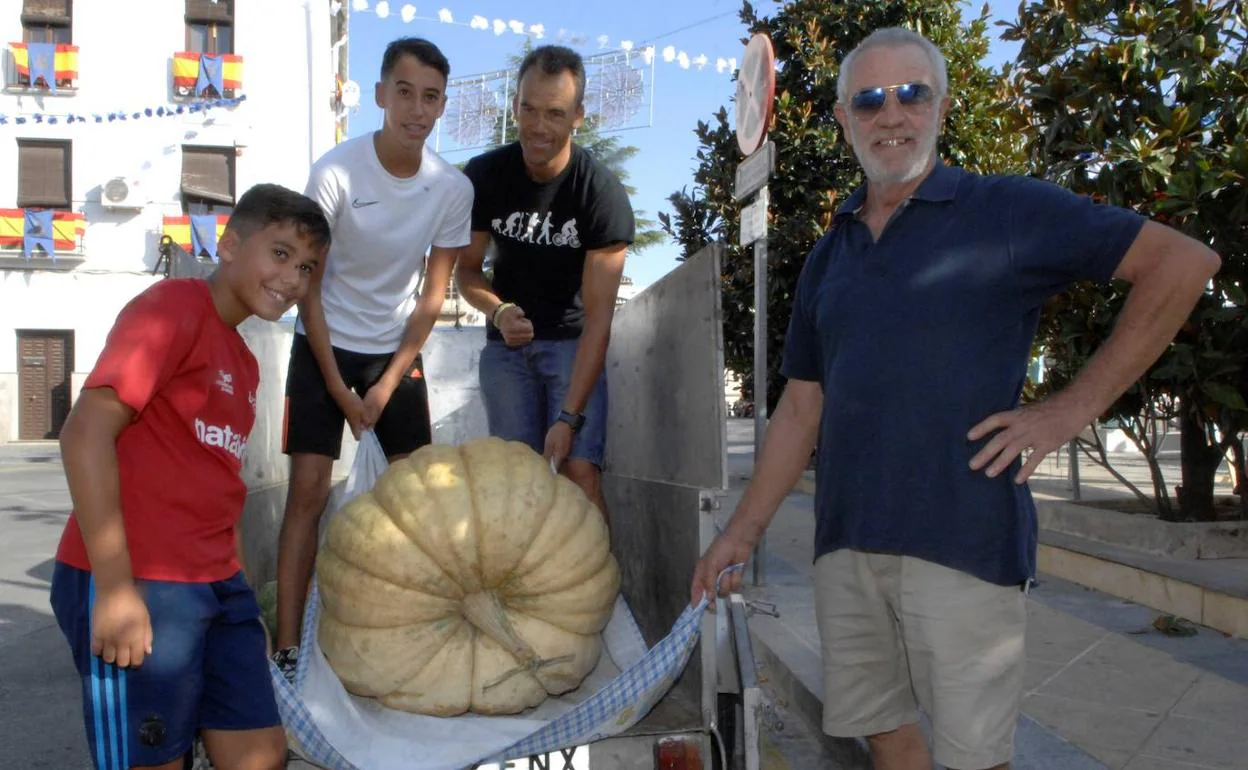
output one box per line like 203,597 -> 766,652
315,436 -> 620,716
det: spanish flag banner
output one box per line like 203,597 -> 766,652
162,214 -> 228,258
172,52 -> 243,95
9,42 -> 79,85
0,209 -> 85,253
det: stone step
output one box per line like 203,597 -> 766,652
1038,529 -> 1248,639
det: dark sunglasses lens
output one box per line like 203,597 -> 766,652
851,89 -> 886,112
897,83 -> 933,105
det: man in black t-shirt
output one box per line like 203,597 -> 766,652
457,45 -> 635,518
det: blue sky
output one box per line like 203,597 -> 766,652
343,0 -> 1021,289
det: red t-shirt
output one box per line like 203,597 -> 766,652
56,279 -> 260,583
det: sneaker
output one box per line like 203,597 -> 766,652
272,645 -> 299,685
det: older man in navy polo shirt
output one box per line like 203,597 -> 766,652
692,26 -> 1220,770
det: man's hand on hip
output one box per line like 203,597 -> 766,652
967,396 -> 1092,484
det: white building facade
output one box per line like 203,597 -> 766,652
0,0 -> 344,443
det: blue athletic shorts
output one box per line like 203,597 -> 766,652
479,338 -> 608,467
49,562 -> 282,769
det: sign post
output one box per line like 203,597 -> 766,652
734,32 -> 776,587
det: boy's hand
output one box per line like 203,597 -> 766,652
91,582 -> 152,668
362,380 -> 396,427
333,387 -> 372,440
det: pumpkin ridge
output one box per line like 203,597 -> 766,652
332,497 -> 462,599
316,550 -> 460,627
457,443 -> 487,590
504,476 -> 586,588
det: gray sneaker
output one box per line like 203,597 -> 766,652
272,645 -> 299,685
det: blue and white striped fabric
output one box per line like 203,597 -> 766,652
86,579 -> 131,770
269,579 -> 721,770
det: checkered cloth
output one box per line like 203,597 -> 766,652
269,581 -> 714,770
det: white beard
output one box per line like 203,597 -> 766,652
849,115 -> 940,187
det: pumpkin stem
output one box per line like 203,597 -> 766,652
460,590 -> 538,667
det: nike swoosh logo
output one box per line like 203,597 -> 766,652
352,198 -> 379,208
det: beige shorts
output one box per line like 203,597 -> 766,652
814,549 -> 1026,770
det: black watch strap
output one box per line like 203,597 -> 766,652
557,409 -> 585,432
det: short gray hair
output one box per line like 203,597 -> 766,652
836,27 -> 949,104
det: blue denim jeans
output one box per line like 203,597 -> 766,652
479,338 -> 608,467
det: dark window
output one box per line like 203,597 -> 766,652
18,139 -> 71,209
21,0 -> 71,44
180,145 -> 234,215
186,0 -> 233,55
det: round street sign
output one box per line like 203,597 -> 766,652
735,33 -> 776,156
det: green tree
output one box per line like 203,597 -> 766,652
1002,0 -> 1247,520
659,0 -> 1025,413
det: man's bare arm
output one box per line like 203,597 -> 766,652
455,231 -> 502,316
691,380 -> 823,603
562,243 -> 627,415
970,220 -> 1222,480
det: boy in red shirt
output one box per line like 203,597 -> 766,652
48,183 -> 330,770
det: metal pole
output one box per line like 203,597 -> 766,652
752,232 -> 768,586
1068,440 -> 1081,500
501,70 -> 511,144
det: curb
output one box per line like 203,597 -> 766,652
1039,530 -> 1248,639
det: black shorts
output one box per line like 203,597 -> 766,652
282,333 -> 431,460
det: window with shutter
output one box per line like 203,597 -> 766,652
17,139 -> 71,209
21,0 -> 71,43
181,146 -> 235,214
186,0 -> 233,54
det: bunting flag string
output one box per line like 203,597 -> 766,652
0,95 -> 247,127
346,1 -> 740,76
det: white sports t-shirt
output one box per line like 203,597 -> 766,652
296,133 -> 473,354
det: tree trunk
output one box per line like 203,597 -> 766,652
1126,415 -> 1174,519
1177,405 -> 1222,522
1145,449 -> 1175,520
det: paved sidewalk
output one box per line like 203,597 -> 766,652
725,420 -> 1248,769
0,442 -> 89,770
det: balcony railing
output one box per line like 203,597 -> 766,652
172,52 -> 243,99
6,42 -> 78,92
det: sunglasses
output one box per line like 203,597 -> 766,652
849,82 -> 935,116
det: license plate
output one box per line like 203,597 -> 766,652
473,744 -> 589,769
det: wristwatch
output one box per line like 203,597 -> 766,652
556,409 -> 585,432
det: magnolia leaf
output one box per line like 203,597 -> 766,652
1201,382 -> 1248,411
